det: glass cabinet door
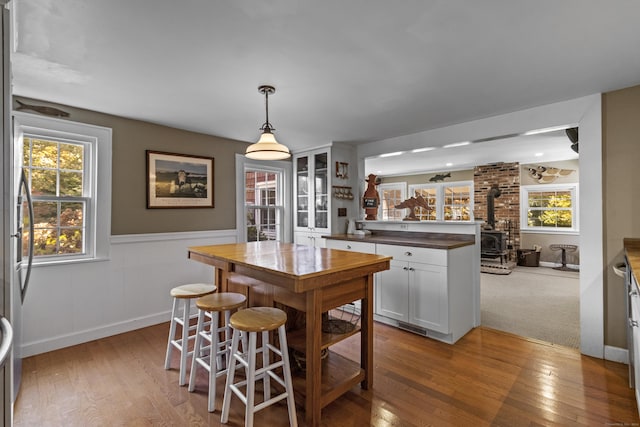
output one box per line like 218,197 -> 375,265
296,156 -> 309,228
313,152 -> 328,229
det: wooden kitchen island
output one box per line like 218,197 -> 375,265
188,242 -> 391,426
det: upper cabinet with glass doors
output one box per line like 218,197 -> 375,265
295,150 -> 329,232
293,144 -> 357,247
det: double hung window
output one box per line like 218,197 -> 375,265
244,169 -> 284,241
521,184 -> 578,232
14,113 -> 112,263
377,183 -> 406,221
409,181 -> 473,221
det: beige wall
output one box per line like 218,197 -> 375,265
603,84 -> 640,348
16,97 -> 249,235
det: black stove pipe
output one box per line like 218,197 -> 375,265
486,184 -> 501,230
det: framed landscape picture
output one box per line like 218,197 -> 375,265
146,150 -> 214,208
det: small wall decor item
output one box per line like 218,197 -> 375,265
429,172 -> 451,182
362,174 -> 380,220
335,161 -> 349,179
146,150 -> 214,208
527,165 -> 574,184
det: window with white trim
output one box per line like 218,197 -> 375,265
408,184 -> 438,221
443,182 -> 473,221
14,113 -> 112,263
409,180 -> 473,221
521,184 -> 578,232
244,168 -> 284,241
377,183 -> 406,221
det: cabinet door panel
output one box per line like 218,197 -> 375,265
409,263 -> 448,332
631,290 -> 640,409
376,260 -> 409,322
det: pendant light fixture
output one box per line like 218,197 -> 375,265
245,85 -> 291,160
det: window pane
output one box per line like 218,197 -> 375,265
30,139 -> 58,168
413,188 -> 437,221
33,201 -> 58,225
33,228 -> 58,256
31,169 -> 57,195
525,188 -> 574,229
59,229 -> 83,254
245,168 -> 283,241
60,171 -> 83,196
60,202 -> 84,227
59,143 -> 83,170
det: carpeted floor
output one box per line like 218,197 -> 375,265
481,266 -> 580,348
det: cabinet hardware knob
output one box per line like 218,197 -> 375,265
630,319 -> 639,328
403,267 -> 409,271
405,252 -> 412,256
630,290 -> 638,297
347,245 -> 351,249
409,267 -> 415,271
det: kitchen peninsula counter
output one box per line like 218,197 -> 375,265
323,230 -> 475,250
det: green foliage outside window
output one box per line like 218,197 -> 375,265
527,191 -> 573,228
23,137 -> 86,256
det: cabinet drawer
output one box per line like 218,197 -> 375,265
326,239 -> 376,254
376,243 -> 447,266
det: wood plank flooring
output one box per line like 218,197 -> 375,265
14,322 -> 639,426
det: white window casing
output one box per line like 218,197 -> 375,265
13,112 -> 112,264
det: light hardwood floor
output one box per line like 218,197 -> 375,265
14,322 -> 639,426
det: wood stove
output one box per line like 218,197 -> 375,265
481,230 -> 507,263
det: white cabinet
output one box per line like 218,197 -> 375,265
630,273 -> 640,409
325,239 -> 376,254
294,149 -> 330,236
293,144 -> 357,246
293,231 -> 326,248
374,242 -> 474,344
376,260 -> 410,322
375,244 -> 448,332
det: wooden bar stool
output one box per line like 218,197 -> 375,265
188,292 -> 247,412
221,307 -> 297,427
164,283 -> 216,386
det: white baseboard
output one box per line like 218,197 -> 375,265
21,311 -> 171,358
604,345 -> 628,364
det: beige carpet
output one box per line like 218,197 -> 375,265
481,266 -> 580,348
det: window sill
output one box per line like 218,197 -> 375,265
520,229 -> 579,236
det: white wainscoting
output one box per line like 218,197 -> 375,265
20,230 -> 237,357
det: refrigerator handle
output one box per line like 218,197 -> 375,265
20,169 -> 34,304
0,316 -> 13,368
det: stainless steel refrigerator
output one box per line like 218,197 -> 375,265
0,1 -> 11,424
2,1 -> 31,425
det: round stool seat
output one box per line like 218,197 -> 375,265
230,307 -> 287,332
170,283 -> 216,298
196,292 -> 246,312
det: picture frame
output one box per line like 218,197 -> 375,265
146,150 -> 214,208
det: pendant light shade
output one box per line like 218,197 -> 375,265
245,85 -> 291,160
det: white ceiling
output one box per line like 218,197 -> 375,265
364,129 -> 578,176
11,0 -> 640,172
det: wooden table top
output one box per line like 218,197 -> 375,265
188,242 -> 391,292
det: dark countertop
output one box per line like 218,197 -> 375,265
323,230 -> 475,250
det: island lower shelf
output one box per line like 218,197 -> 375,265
291,350 -> 364,409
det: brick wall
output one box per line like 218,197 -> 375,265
474,162 -> 520,253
